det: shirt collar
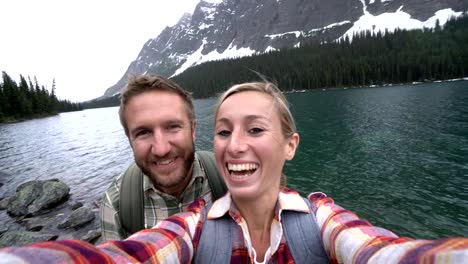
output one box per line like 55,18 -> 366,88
207,187 -> 310,219
143,153 -> 206,194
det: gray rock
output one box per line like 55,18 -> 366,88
0,231 -> 58,247
0,197 -> 10,210
0,226 -> 8,235
80,229 -> 101,243
7,179 -> 70,217
7,181 -> 43,216
23,217 -> 50,231
71,202 -> 83,210
57,206 -> 95,229
56,234 -> 75,241
28,180 -> 70,215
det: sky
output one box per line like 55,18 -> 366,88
0,0 -> 201,102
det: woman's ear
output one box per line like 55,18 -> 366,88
285,133 -> 300,160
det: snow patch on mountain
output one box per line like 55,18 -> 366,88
202,0 -> 223,4
201,6 -> 217,20
308,21 -> 352,35
171,40 -> 256,77
369,0 -> 396,3
341,8 -> 463,41
359,0 -> 370,15
266,31 -> 302,39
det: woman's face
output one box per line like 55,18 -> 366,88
214,91 -> 298,201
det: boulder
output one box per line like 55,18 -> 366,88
80,229 -> 101,243
57,206 -> 95,229
71,202 -> 83,210
28,180 -> 70,215
0,197 -> 10,210
0,226 -> 8,236
7,181 -> 43,216
23,217 -> 50,231
0,231 -> 58,247
7,179 -> 70,216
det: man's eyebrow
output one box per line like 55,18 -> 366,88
129,125 -> 148,134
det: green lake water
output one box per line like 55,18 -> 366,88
1,80 -> 467,240
284,81 -> 468,239
195,80 -> 468,239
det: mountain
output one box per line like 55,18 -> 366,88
102,0 -> 468,98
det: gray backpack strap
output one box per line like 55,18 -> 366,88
283,197 -> 329,263
195,198 -> 329,264
119,162 -> 144,236
197,151 -> 227,200
194,203 -> 232,263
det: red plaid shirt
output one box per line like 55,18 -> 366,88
0,188 -> 467,264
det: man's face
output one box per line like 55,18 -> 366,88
124,90 -> 196,196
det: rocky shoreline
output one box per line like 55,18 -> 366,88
0,179 -> 102,247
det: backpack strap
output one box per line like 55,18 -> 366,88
282,197 -> 329,263
194,204 -> 232,263
119,151 -> 226,237
194,197 -> 329,264
119,162 -> 144,236
197,151 -> 227,200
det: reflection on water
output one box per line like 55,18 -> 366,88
1,81 -> 467,239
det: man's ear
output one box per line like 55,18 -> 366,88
285,133 -> 300,160
192,120 -> 197,141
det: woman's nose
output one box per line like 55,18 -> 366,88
227,130 -> 248,154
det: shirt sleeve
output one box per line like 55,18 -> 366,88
0,199 -> 206,264
308,192 -> 468,263
100,176 -> 128,241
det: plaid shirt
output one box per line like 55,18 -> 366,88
100,152 -> 214,241
1,189 -> 467,263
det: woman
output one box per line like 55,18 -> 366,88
206,82 -> 326,263
0,82 -> 466,264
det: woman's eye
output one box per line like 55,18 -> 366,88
217,130 -> 231,137
248,127 -> 264,134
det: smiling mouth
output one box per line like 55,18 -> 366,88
154,158 -> 175,166
227,163 -> 258,179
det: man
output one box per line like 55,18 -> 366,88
100,74 -> 226,241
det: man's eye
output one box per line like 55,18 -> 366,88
248,127 -> 264,134
167,124 -> 182,131
217,130 -> 231,137
135,130 -> 150,138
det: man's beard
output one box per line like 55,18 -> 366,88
139,146 -> 195,190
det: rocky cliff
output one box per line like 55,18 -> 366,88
102,0 -> 467,98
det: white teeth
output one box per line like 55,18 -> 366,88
231,174 -> 250,180
227,163 -> 258,171
156,159 -> 174,165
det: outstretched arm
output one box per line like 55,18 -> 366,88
0,199 -> 206,264
308,192 -> 468,263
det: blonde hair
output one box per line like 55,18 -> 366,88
215,82 -> 297,138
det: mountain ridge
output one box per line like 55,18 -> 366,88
101,0 -> 468,99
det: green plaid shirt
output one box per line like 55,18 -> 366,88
100,152 -> 214,241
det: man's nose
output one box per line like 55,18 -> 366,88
150,130 -> 171,157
